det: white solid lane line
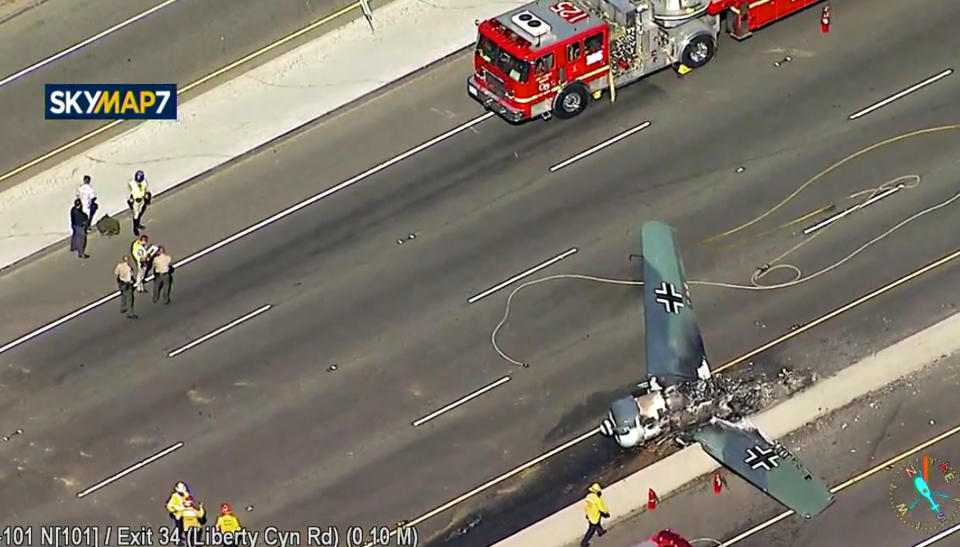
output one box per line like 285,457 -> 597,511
802,184 -> 903,235
468,248 -> 578,304
0,113 -> 494,356
914,522 -> 960,547
412,376 -> 511,427
76,442 -> 183,498
167,304 -> 272,358
848,68 -> 953,120
0,0 -> 185,89
549,121 -> 651,172
174,112 -> 495,269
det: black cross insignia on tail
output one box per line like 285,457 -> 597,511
744,445 -> 780,471
654,281 -> 685,314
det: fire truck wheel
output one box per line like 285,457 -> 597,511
681,35 -> 716,69
553,84 -> 589,119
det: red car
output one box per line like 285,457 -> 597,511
631,529 -> 694,547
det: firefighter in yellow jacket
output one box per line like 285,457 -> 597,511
131,235 -> 155,293
181,496 -> 206,544
165,482 -> 190,534
216,503 -> 242,545
580,483 -> 610,546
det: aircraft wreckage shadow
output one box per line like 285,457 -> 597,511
423,353 -> 816,547
544,385 -> 633,444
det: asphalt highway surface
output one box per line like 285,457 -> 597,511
0,0 -> 360,187
1,0 -> 959,544
586,352 -> 960,547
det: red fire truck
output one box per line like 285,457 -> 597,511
467,0 -> 825,122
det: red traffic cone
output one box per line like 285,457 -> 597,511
712,473 -> 724,494
647,488 -> 659,510
820,6 -> 830,33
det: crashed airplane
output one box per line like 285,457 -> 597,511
598,220 -> 836,519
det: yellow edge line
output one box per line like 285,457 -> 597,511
0,1 -> 363,186
714,246 -> 960,374
722,422 -> 960,545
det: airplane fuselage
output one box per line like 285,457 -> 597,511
600,378 -> 735,448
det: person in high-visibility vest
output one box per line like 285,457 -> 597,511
127,170 -> 151,236
181,496 -> 206,545
165,482 -> 190,535
580,483 -> 610,546
216,503 -> 242,545
131,235 -> 153,293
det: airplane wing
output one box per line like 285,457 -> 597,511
691,418 -> 836,518
641,221 -> 710,387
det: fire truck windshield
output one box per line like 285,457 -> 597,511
476,34 -> 530,83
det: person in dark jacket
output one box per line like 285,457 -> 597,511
70,199 -> 89,258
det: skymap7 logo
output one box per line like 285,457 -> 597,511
45,84 -> 177,120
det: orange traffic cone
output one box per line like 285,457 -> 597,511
820,5 -> 830,33
712,473 -> 725,494
647,488 -> 659,510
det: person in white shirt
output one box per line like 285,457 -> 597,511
76,175 -> 98,231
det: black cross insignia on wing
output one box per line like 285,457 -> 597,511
654,281 -> 685,314
744,445 -> 780,471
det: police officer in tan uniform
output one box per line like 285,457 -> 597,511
152,246 -> 173,304
114,257 -> 137,319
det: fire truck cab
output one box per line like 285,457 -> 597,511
468,0 -> 824,122
467,0 -> 613,122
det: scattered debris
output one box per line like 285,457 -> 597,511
245,505 -> 254,512
443,514 -> 482,541
1,428 -> 23,442
735,166 -> 745,173
327,364 -> 338,372
773,55 -> 793,67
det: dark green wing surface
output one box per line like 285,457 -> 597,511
692,418 -> 835,518
641,221 -> 710,387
